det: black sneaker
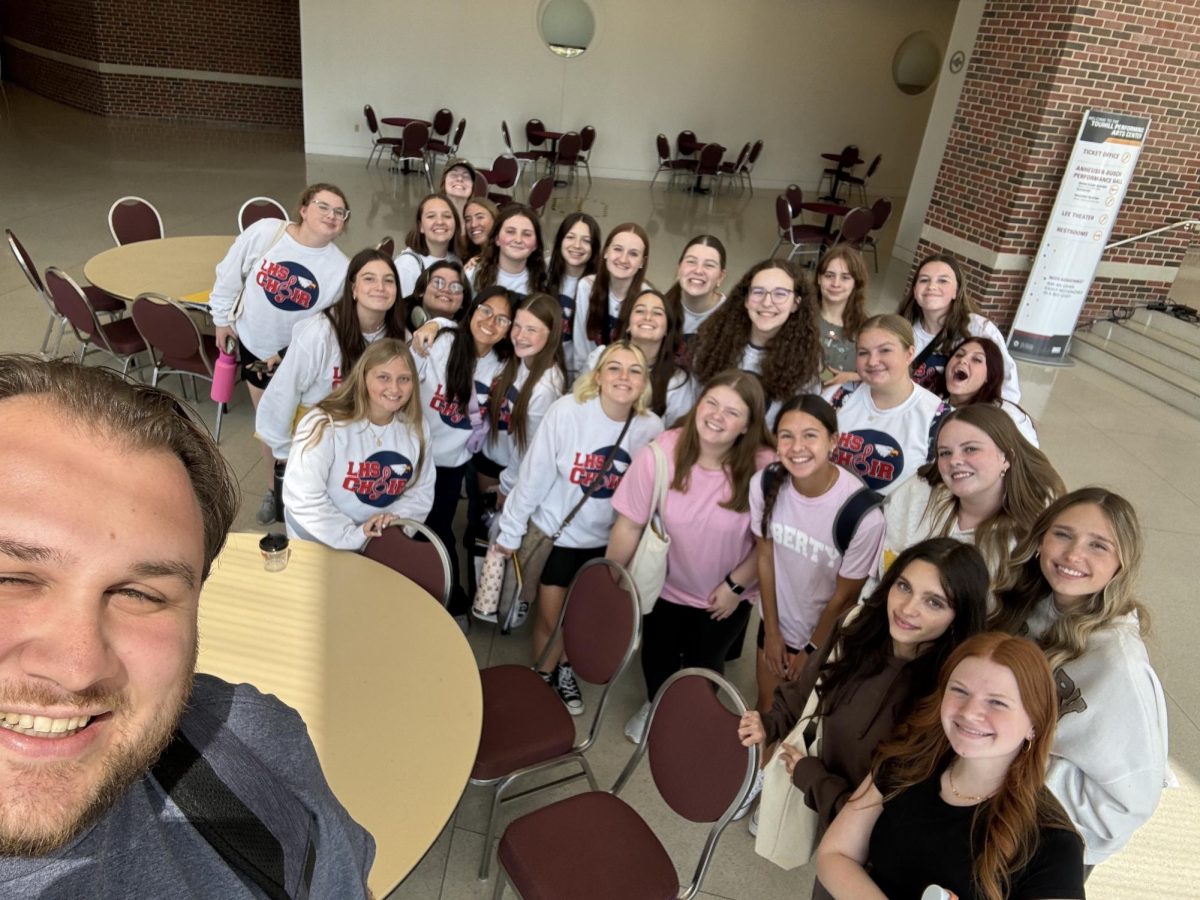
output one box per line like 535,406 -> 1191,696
537,669 -> 554,687
555,663 -> 584,716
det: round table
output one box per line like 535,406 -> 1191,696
197,532 -> 482,896
84,235 -> 235,305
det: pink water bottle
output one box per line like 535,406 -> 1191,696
210,337 -> 237,404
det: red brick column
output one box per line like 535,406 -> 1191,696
913,0 -> 1199,330
1,0 -> 302,129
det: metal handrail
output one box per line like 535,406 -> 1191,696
1105,219 -> 1199,250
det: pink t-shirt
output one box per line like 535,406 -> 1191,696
612,429 -> 775,609
749,464 -> 886,648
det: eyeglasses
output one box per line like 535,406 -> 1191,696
430,276 -> 465,294
475,305 -> 513,328
311,200 -> 350,221
747,286 -> 795,306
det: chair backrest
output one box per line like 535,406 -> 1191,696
362,519 -> 453,608
870,197 -> 894,230
556,131 -> 582,164
376,235 -> 395,257
528,176 -> 554,215
6,228 -> 46,295
501,120 -> 515,153
432,108 -> 453,137
775,194 -> 794,231
131,293 -> 211,373
579,125 -> 596,153
526,118 -> 546,147
491,155 -> 519,189
108,196 -> 163,246
677,130 -> 698,156
363,104 -> 380,136
472,172 -> 489,198
449,117 -> 467,153
864,153 -> 882,177
838,207 -> 875,243
731,141 -> 751,171
696,142 -> 724,176
655,133 -> 670,164
399,121 -> 429,156
839,143 -> 859,166
746,138 -> 764,166
238,196 -> 288,233
558,559 -> 640,686
785,184 -> 804,218
44,267 -> 102,341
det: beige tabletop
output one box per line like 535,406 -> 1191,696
84,235 -> 234,305
197,532 -> 482,896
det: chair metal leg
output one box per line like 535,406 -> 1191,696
492,868 -> 508,900
478,782 -> 507,879
39,314 -> 56,356
770,236 -> 784,258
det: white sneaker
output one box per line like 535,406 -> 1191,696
748,806 -> 760,836
732,767 -> 765,821
624,702 -> 651,744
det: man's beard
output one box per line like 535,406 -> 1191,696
0,660 -> 195,857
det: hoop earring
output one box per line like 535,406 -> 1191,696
1023,737 -> 1033,753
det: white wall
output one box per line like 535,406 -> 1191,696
301,0 -> 957,194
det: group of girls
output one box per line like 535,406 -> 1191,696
213,183 -> 1168,894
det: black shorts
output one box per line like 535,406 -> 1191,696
540,545 -> 606,588
471,451 -> 504,480
756,620 -> 802,656
238,338 -> 286,390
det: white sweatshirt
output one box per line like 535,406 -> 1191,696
581,344 -> 698,428
482,363 -> 566,495
466,261 -> 531,297
1025,598 -> 1170,865
913,312 -> 1021,403
395,248 -> 457,299
413,324 -> 505,468
209,218 -> 349,359
681,291 -> 726,338
571,276 -> 622,375
282,409 -> 435,551
255,314 -> 387,460
497,395 -> 663,550
740,343 -> 820,430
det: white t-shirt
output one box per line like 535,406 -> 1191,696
255,314 -> 388,460
681,292 -> 726,338
283,410 -> 435,551
413,324 -> 506,468
467,262 -> 531,298
749,464 -> 885,648
209,218 -> 349,359
739,343 -> 820,430
825,381 -> 948,496
581,344 -> 698,428
571,276 -> 622,375
395,248 -> 458,298
497,396 -> 663,550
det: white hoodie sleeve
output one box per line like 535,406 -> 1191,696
498,370 -> 565,496
209,225 -> 266,327
496,401 -> 565,549
255,319 -> 326,460
392,418 -> 437,524
282,417 -> 370,551
571,276 -> 597,377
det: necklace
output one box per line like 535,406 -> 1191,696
947,759 -> 990,803
365,420 -> 388,447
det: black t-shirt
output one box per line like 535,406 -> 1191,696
868,771 -> 1086,900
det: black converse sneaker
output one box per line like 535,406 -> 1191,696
554,663 -> 585,716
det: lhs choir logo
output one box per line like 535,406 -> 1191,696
559,291 -> 575,340
342,451 -> 413,506
429,381 -> 470,430
568,445 -> 632,499
912,352 -> 947,390
256,259 -> 319,311
833,430 -> 901,491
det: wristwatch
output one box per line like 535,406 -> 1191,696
723,573 -> 745,595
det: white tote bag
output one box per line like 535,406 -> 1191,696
628,441 -> 670,614
754,688 -> 823,869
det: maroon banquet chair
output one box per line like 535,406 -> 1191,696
550,131 -> 583,185
528,176 -> 555,216
491,668 -> 760,900
469,558 -> 642,879
7,228 -> 124,357
375,234 -> 396,258
502,119 -> 544,183
650,133 -> 695,191
576,125 -> 596,184
44,267 -> 146,373
771,194 -> 826,263
362,519 -> 453,609
862,197 -> 894,271
818,143 -> 861,201
742,138 -> 764,194
431,107 -> 454,140
830,206 -> 876,250
717,141 -> 751,193
363,104 -> 402,168
237,196 -> 288,233
525,117 -> 556,164
478,154 -> 520,203
130,293 -> 226,440
842,153 -> 882,207
427,117 -> 467,173
472,171 -> 490,199
108,196 -> 164,246
676,129 -> 700,157
391,121 -> 433,190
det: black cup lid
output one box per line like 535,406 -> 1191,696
259,532 -> 289,552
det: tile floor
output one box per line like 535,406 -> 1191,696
1,87 -> 1197,899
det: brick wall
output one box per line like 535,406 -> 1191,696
1,0 -> 301,128
914,0 -> 1199,329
